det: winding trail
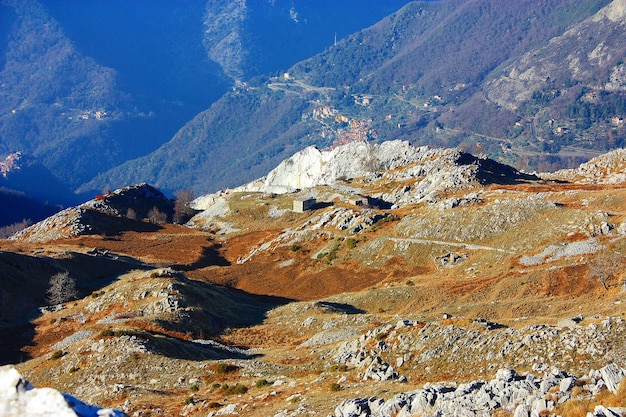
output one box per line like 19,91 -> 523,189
387,237 -> 513,253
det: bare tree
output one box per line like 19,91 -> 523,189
588,250 -> 622,290
47,271 -> 79,305
126,207 -> 137,220
173,189 -> 196,224
147,206 -> 168,224
0,218 -> 32,238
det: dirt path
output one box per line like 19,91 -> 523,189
387,237 -> 513,253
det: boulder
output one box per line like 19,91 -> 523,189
0,366 -> 126,417
599,363 -> 626,394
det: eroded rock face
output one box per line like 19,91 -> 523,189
0,366 -> 126,417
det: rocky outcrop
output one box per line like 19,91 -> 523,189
191,141 -> 539,228
240,141 -> 534,199
332,364 -> 626,417
546,148 -> 626,184
0,366 -> 126,417
10,183 -> 172,242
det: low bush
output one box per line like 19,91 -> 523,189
50,350 -> 65,360
255,379 -> 269,388
222,383 -> 248,395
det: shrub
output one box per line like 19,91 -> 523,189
190,384 -> 199,392
126,208 -> 137,220
183,396 -> 194,405
255,379 -> 269,388
98,329 -> 115,338
289,244 -> 301,252
214,363 -> 238,374
222,383 -> 248,395
147,206 -> 168,224
346,238 -> 357,249
330,383 -> 341,392
50,350 -> 65,360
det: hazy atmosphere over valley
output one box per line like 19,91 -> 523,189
1,1 -> 626,416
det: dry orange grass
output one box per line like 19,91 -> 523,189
554,381 -> 626,417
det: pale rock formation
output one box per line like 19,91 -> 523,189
0,366 -> 126,417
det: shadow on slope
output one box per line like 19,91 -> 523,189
313,301 -> 366,315
458,152 -> 540,185
82,211 -> 166,237
142,274 -> 293,350
119,330 -> 259,361
172,244 -> 230,271
0,249 -> 146,365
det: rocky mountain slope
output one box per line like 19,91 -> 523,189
1,141 -> 626,416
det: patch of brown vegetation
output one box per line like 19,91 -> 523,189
59,224 -> 217,266
539,265 -> 599,297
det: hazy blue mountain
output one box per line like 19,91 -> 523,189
0,0 -> 231,204
0,0 -> 414,205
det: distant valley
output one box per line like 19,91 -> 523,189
0,0 -> 411,225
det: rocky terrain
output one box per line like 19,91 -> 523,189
1,141 -> 626,416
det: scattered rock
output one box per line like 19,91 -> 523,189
332,364 -> 626,417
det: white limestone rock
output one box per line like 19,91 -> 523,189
0,366 -> 126,417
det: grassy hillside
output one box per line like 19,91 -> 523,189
2,146 -> 626,415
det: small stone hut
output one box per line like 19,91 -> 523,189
293,197 -> 316,213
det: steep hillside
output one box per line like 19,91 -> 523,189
0,0 -> 415,204
3,143 -> 626,415
86,0 -> 626,196
203,0 -> 412,81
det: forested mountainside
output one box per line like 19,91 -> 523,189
85,0 -> 626,195
203,0 -> 411,81
0,0 -> 410,220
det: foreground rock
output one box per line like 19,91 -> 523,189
0,366 -> 126,417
